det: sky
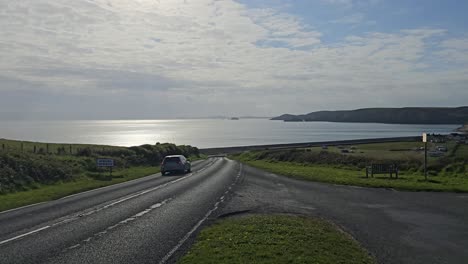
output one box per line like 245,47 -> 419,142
0,0 -> 467,119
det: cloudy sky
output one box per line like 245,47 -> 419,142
1,0 -> 467,119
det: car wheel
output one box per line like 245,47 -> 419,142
161,171 -> 166,175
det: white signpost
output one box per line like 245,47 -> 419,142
422,133 -> 428,180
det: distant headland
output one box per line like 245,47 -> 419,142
271,107 -> 468,125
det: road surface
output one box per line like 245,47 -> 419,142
1,157 -> 467,264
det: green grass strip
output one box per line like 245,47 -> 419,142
180,214 -> 375,264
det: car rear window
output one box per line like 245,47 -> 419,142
164,157 -> 180,163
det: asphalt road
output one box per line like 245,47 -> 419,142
0,158 -> 242,264
220,164 -> 468,264
1,158 -> 467,264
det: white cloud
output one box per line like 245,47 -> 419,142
436,38 -> 468,64
441,38 -> 468,50
0,0 -> 467,118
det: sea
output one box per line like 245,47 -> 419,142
0,119 -> 460,148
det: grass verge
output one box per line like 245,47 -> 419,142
179,214 -> 375,264
0,166 -> 159,212
233,158 -> 468,192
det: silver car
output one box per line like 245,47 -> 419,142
161,155 -> 191,175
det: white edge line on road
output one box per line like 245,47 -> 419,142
0,225 -> 50,245
0,158 -> 216,217
0,160 -> 212,215
159,162 -> 243,264
0,202 -> 47,215
56,174 -> 161,200
159,201 -> 218,264
59,159 -> 210,201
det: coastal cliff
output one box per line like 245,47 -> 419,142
272,107 -> 468,124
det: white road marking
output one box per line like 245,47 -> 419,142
0,225 -> 50,245
68,244 -> 81,250
0,159 -> 219,247
159,162 -> 243,264
159,202 -> 219,264
66,198 -> 172,252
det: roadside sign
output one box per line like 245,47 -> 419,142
422,133 -> 427,143
97,158 -> 114,167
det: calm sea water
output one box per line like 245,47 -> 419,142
0,119 -> 459,148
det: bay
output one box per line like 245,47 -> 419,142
0,119 -> 459,148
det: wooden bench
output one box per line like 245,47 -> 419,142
366,164 -> 398,179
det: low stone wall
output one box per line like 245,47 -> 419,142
200,136 -> 421,155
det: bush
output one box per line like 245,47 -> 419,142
0,151 -> 74,193
76,147 -> 94,157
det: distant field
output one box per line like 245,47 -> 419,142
231,140 -> 468,192
180,215 -> 375,264
304,141 -> 464,164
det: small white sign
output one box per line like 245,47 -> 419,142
422,133 -> 427,143
97,158 -> 114,167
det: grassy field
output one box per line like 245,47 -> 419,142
231,140 -> 468,192
0,138 -> 201,212
180,215 -> 375,264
